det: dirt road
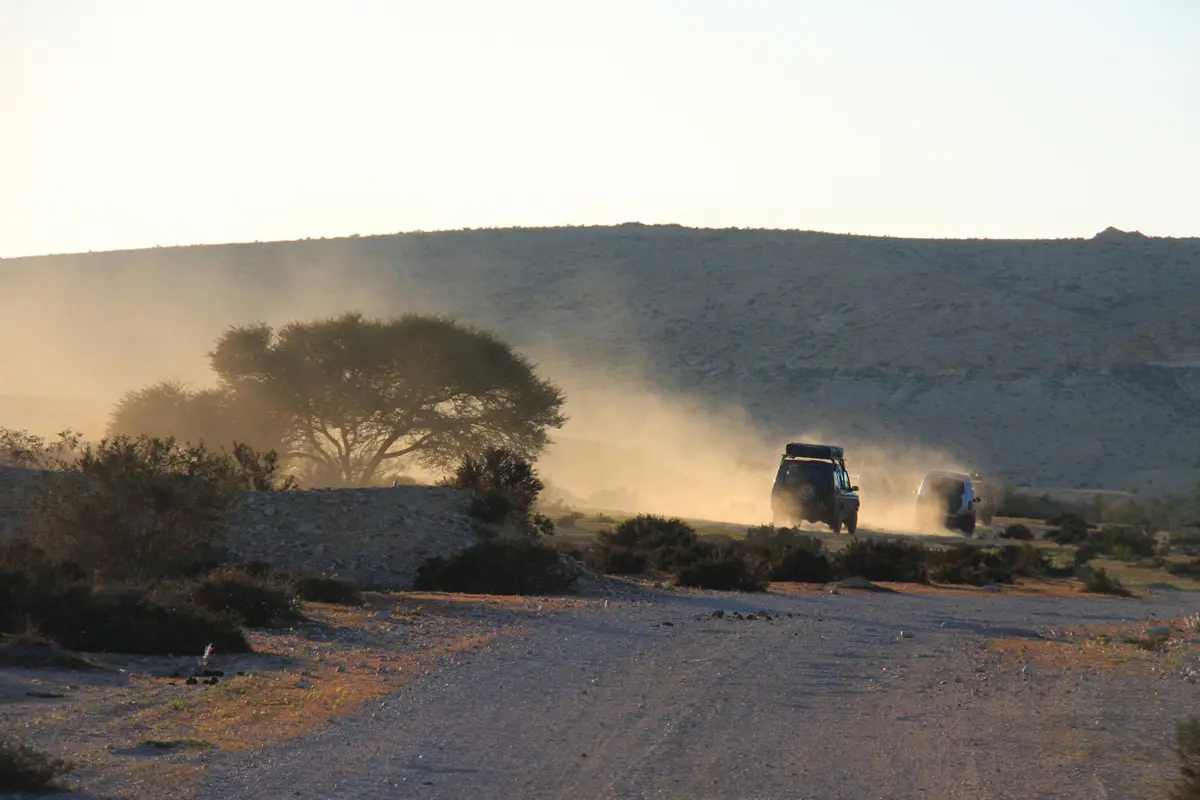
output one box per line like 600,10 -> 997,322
189,585 -> 1197,800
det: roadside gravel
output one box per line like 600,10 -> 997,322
195,587 -> 1199,800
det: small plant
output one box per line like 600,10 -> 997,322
1077,565 -> 1133,597
998,523 -> 1033,541
835,539 -> 930,583
589,545 -> 649,576
0,738 -> 75,794
0,630 -> 97,670
929,547 -> 1014,586
676,554 -> 767,592
1044,512 -> 1093,545
0,561 -> 251,656
1172,714 -> 1200,800
592,515 -> 712,573
764,545 -> 836,583
1169,559 -> 1200,577
414,540 -> 576,595
26,435 -> 286,582
290,572 -> 362,605
446,448 -> 554,535
1185,613 -> 1200,633
188,566 -> 298,628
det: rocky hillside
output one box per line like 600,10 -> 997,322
2,224 -> 1198,494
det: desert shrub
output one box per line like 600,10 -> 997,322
289,572 -> 362,605
0,537 -> 86,583
930,547 -> 1015,586
554,510 -> 586,529
998,524 -> 1033,541
446,448 -> 555,535
1172,714 -> 1200,800
1044,512 -> 1093,545
1077,565 -> 1133,597
993,489 -> 1074,521
590,545 -> 650,576
0,428 -> 82,469
414,540 -> 576,595
26,435 -> 286,582
997,543 -> 1060,577
188,566 -> 297,627
1169,559 -> 1200,577
766,545 -> 837,583
0,738 -> 74,794
744,525 -> 824,553
592,515 -> 713,573
1088,525 -> 1158,560
0,563 -> 249,655
835,539 -> 930,583
0,630 -> 97,670
677,554 -> 767,592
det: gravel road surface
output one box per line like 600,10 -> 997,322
196,587 -> 1198,800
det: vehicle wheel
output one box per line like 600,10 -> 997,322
830,514 -> 843,534
959,514 -> 977,536
846,509 -> 858,534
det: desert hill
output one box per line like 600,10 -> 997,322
2,224 -> 1199,499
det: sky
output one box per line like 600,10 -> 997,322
2,0 -> 1198,257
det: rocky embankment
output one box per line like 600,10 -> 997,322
0,466 -> 488,589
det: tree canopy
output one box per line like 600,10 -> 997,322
108,313 -> 567,486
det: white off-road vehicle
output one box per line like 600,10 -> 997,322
916,471 -> 986,535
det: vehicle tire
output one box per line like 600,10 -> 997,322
846,509 -> 858,534
830,514 -> 843,534
959,514 -> 977,536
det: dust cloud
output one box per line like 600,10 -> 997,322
0,246 -> 430,438
530,359 -> 976,534
1,243 -> 976,535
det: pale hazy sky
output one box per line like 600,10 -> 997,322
3,0 -> 1198,257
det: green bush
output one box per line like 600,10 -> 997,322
414,540 -> 576,595
590,546 -> 649,576
835,539 -> 929,583
26,435 -> 287,582
1088,525 -> 1158,561
0,738 -> 74,794
998,524 -> 1033,541
1044,513 -> 1093,545
930,547 -> 1015,586
0,558 -> 250,656
765,545 -> 836,583
1077,565 -> 1133,597
446,448 -> 554,535
1173,714 -> 1200,800
1168,559 -> 1200,578
744,525 -> 824,553
0,631 -> 97,670
188,566 -> 297,628
290,572 -> 363,605
677,555 -> 767,592
593,515 -> 713,573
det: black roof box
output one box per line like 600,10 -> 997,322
784,442 -> 844,461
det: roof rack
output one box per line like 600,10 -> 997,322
783,443 -> 844,461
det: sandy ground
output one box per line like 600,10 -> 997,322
175,585 -> 1197,800
3,582 -> 1197,800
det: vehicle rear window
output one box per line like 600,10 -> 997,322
778,460 -> 831,484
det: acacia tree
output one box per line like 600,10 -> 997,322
108,381 -> 285,456
113,312 -> 567,486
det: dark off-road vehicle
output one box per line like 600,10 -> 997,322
770,443 -> 860,533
